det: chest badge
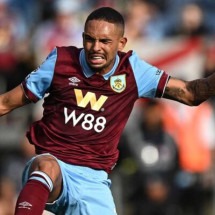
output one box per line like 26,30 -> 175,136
110,74 -> 126,93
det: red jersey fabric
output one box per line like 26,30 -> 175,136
24,46 -> 168,173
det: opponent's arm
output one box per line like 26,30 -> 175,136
0,84 -> 30,116
163,73 -> 215,106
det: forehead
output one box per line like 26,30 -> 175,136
84,20 -> 122,38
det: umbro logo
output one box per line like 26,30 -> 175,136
156,69 -> 162,75
68,77 -> 81,86
18,201 -> 32,210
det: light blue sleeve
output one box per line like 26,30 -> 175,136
25,48 -> 57,99
129,51 -> 164,98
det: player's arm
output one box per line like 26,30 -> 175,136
0,84 -> 30,116
163,73 -> 215,106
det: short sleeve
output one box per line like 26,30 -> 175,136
22,48 -> 57,102
129,51 -> 169,98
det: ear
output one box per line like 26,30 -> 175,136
118,37 -> 127,51
82,32 -> 85,42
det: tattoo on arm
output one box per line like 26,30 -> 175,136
186,77 -> 214,105
164,73 -> 215,106
164,79 -> 189,104
164,86 -> 186,102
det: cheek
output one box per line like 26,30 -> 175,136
83,39 -> 92,48
105,52 -> 117,65
107,48 -> 118,59
83,41 -> 89,49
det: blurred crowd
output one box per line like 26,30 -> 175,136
0,0 -> 215,214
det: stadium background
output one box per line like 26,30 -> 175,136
0,0 -> 215,214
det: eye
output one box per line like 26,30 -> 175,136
85,35 -> 94,42
100,39 -> 111,44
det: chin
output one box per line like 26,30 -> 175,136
89,64 -> 103,71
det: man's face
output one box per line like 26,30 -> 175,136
83,20 -> 127,75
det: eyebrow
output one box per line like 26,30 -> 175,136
83,33 -> 112,42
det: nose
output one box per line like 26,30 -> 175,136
92,40 -> 101,51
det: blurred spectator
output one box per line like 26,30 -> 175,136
124,1 -> 165,43
162,97 -> 215,215
0,3 -> 35,210
0,136 -> 35,191
0,0 -> 32,91
144,0 -> 171,13
202,43 -> 215,107
0,177 -> 16,215
0,31 -> 34,171
166,3 -> 212,37
92,0 -> 115,8
117,100 -> 181,215
32,0 -> 83,64
202,43 -> 215,78
8,0 -> 40,30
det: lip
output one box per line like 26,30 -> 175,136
88,54 -> 105,65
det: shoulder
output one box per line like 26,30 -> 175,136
56,45 -> 82,54
117,50 -> 134,68
118,50 -> 133,59
56,46 -> 82,62
118,50 -> 149,66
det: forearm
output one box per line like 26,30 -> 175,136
186,72 -> 215,106
0,95 -> 13,116
163,73 -> 215,106
0,94 -> 22,116
0,85 -> 30,117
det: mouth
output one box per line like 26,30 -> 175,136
88,54 -> 105,66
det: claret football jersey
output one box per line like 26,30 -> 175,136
22,46 -> 169,173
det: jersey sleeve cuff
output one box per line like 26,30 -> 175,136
21,82 -> 40,103
155,72 -> 170,98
